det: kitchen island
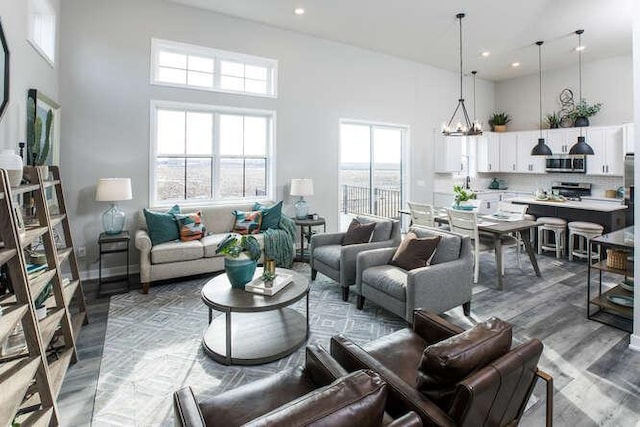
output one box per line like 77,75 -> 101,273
510,196 -> 627,232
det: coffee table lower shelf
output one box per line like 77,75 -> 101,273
202,308 -> 307,365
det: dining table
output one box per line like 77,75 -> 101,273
400,208 -> 542,290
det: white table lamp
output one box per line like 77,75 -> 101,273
290,178 -> 314,219
96,178 -> 132,235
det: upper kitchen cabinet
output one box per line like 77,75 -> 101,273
499,133 -> 518,172
546,128 -> 581,154
586,126 -> 624,176
516,131 -> 546,173
623,123 -> 634,154
476,133 -> 500,173
434,133 -> 465,173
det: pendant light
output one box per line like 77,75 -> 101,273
568,29 -> 594,155
442,13 -> 482,137
531,41 -> 552,155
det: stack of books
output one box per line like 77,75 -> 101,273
26,263 -> 47,281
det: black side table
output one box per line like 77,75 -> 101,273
98,231 -> 130,297
293,217 -> 326,262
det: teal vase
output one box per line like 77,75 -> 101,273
225,256 -> 257,289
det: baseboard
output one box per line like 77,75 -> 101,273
630,334 -> 640,352
80,264 -> 140,281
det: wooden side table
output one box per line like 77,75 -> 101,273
293,217 -> 326,262
98,231 -> 130,297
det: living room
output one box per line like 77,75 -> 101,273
0,0 -> 639,425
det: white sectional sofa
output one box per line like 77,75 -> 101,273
135,202 -> 278,294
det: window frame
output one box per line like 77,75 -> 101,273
149,100 -> 276,208
27,0 -> 57,66
150,38 -> 278,98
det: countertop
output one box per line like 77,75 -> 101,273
510,196 -> 627,212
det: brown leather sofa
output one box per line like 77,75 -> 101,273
173,345 -> 423,427
330,311 -> 553,427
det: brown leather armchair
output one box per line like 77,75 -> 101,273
330,311 -> 553,427
173,345 -> 423,427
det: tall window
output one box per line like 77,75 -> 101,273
339,121 -> 407,227
151,39 -> 278,97
28,0 -> 56,64
151,101 -> 274,205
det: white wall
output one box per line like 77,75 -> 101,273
0,0 -> 59,151
495,55 -> 633,131
58,0 -> 494,275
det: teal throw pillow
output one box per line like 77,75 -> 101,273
253,201 -> 283,230
143,204 -> 180,246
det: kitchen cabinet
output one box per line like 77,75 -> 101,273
623,123 -> 634,154
586,127 -> 624,176
434,134 -> 465,173
476,133 -> 500,173
547,128 -> 581,154
499,133 -> 518,172
516,131 -> 546,173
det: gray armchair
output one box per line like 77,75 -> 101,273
310,215 -> 401,301
355,226 -> 473,322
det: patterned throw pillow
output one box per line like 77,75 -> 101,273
174,212 -> 206,241
232,210 -> 263,235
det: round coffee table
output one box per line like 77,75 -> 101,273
201,268 -> 309,365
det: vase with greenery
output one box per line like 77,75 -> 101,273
216,234 -> 262,289
488,112 -> 511,132
545,112 -> 561,129
568,99 -> 602,127
453,184 -> 476,209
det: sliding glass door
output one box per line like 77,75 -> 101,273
339,121 -> 406,227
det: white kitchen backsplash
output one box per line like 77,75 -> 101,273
433,173 -> 623,198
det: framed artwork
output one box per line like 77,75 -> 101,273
26,89 -> 60,166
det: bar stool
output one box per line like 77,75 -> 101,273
568,221 -> 604,261
537,217 -> 567,258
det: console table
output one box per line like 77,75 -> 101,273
587,226 -> 634,332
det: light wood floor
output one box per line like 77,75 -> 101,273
58,254 -> 640,426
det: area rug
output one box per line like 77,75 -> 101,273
92,253 -> 639,426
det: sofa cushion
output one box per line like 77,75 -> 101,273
313,245 -> 342,270
244,370 -> 387,427
416,317 -> 512,406
254,201 -> 282,230
342,219 -> 376,246
357,216 -> 393,242
362,265 -> 407,301
151,239 -> 204,264
232,210 -> 263,235
174,212 -> 206,241
390,233 -> 441,271
410,227 -> 461,265
144,205 -> 180,245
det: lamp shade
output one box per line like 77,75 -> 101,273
290,179 -> 314,197
569,136 -> 594,155
96,178 -> 133,202
531,138 -> 553,156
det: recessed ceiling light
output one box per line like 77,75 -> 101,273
294,7 -> 305,15
481,51 -> 490,57
511,62 -> 520,67
575,45 -> 586,51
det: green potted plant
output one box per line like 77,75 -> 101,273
452,184 -> 476,209
545,112 -> 561,129
568,99 -> 602,127
34,281 -> 53,319
216,234 -> 262,289
488,112 -> 511,132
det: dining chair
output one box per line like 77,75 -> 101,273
447,208 -> 518,283
496,202 -> 529,269
407,201 -> 435,227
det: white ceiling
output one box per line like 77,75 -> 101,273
168,0 -> 633,82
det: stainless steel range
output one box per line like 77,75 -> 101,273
551,182 -> 592,201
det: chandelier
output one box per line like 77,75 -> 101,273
442,13 -> 482,137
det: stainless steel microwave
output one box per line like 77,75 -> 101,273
545,156 -> 586,173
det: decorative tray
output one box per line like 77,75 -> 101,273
606,294 -> 634,307
452,205 -> 474,211
245,273 -> 293,296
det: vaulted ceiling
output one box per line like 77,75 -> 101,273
168,0 -> 633,81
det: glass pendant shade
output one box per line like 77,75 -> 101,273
569,136 -> 594,155
102,203 -> 126,234
531,138 -> 553,156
